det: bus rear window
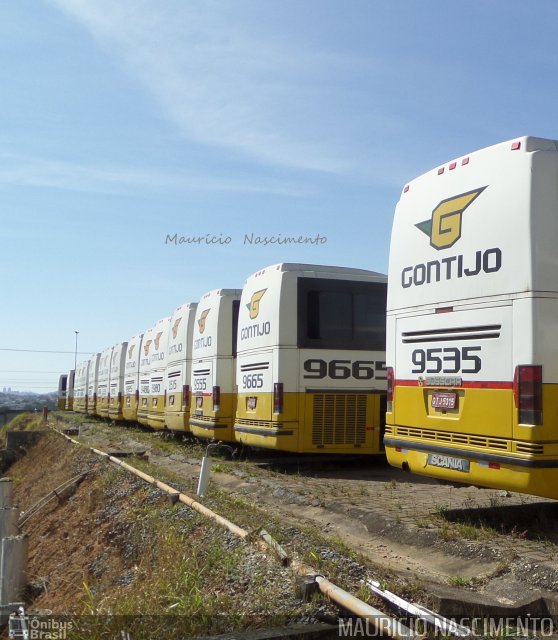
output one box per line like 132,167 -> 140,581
298,278 -> 386,350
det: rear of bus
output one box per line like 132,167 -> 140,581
73,360 -> 89,413
57,374 -> 67,410
122,333 -> 143,422
108,341 -> 127,421
137,325 -> 156,427
86,353 -> 101,416
385,136 -> 558,500
190,289 -> 241,441
96,347 -> 113,418
146,316 -> 171,429
165,302 -> 197,432
234,263 -> 387,454
65,369 -> 75,411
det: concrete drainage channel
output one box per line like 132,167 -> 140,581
0,478 -> 28,627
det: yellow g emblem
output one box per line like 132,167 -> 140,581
198,309 -> 210,333
154,331 -> 163,350
172,317 -> 182,339
128,345 -> 135,359
416,187 -> 487,250
143,339 -> 152,356
247,289 -> 267,319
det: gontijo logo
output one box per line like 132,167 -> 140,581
401,185 -> 502,288
415,187 -> 487,250
171,317 -> 182,339
247,289 -> 267,319
198,309 -> 210,334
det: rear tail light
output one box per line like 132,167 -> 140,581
183,384 -> 190,408
273,382 -> 284,414
212,386 -> 220,411
513,365 -> 542,425
118,392 -> 122,403
135,389 -> 139,403
386,367 -> 394,413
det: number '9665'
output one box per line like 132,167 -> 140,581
411,346 -> 481,374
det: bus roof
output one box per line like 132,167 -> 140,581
245,263 -> 386,282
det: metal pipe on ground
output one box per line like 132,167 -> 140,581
50,427 -> 411,638
316,576 -> 413,640
54,430 -> 249,540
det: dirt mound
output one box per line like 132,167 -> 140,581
7,431 -> 339,637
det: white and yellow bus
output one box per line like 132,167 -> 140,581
108,341 -> 128,421
73,360 -> 90,413
57,374 -> 68,410
190,289 -> 241,441
137,317 -> 170,429
122,333 -> 143,422
137,325 -> 156,426
96,346 -> 113,418
86,353 -> 101,416
233,263 -> 388,453
165,302 -> 198,432
64,369 -> 75,411
385,136 -> 558,500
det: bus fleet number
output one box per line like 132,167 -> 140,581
303,359 -> 386,380
411,347 -> 481,374
242,374 -> 264,389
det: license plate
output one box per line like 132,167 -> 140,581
431,391 -> 457,409
196,396 -> 203,408
427,453 -> 470,473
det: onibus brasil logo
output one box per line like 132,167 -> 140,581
415,187 -> 487,250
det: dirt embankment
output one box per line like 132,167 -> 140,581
4,427 -> 388,638
6,412 -> 558,637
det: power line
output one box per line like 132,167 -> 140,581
0,379 -> 59,383
0,348 -> 93,354
0,370 -> 63,373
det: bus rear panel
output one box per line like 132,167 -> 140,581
385,136 -> 558,500
165,302 -> 197,432
123,333 -> 143,422
190,289 -> 241,441
234,263 -> 387,454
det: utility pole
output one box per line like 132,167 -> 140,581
74,330 -> 79,371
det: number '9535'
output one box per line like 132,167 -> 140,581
411,347 -> 481,374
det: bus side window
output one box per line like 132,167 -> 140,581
353,291 -> 386,350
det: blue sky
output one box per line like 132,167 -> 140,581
2,0 -> 557,392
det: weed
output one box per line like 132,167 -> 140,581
415,518 -> 431,528
439,525 -> 457,541
455,523 -> 481,540
449,575 -> 471,587
488,492 -> 502,508
434,503 -> 448,517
